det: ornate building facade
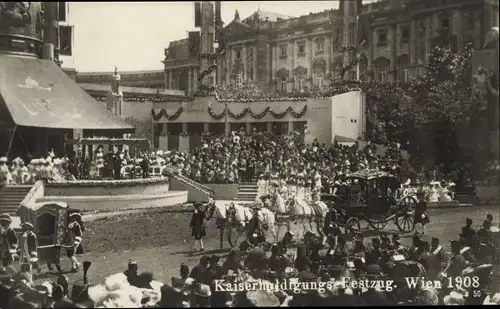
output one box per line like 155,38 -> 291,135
163,0 -> 499,94
75,70 -> 165,89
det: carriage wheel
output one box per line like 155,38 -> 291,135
344,218 -> 361,234
396,211 -> 415,233
398,196 -> 417,213
368,215 -> 388,230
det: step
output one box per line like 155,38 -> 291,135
238,185 -> 258,189
238,188 -> 259,192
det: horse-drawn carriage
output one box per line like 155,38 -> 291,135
324,170 -> 417,234
17,201 -> 78,272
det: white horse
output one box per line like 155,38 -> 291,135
207,202 -> 277,247
274,190 -> 328,239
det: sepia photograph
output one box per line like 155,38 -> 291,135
0,0 -> 499,307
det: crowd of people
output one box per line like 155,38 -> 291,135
0,208 -> 498,308
1,130 -> 460,205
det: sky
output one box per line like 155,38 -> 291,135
62,1 -> 371,73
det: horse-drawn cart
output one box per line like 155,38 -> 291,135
17,201 -> 76,272
326,170 -> 417,234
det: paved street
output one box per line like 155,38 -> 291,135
38,204 -> 499,287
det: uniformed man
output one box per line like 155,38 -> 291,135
460,218 -> 476,246
417,241 -> 437,280
0,213 -> 18,273
65,213 -> 84,272
414,190 -> 429,235
18,222 -> 38,285
447,240 -> 469,278
408,234 -> 421,260
366,238 -> 383,265
380,232 -> 391,250
431,237 -> 445,272
352,234 -> 367,260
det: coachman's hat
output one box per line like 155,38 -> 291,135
0,213 -> 12,223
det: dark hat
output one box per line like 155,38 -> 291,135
380,232 -> 389,240
372,238 -> 381,245
365,264 -> 383,277
200,255 -> 210,264
431,237 -> 439,244
450,240 -> 460,248
392,233 -> 400,240
194,202 -> 203,208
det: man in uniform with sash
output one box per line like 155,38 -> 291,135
0,213 -> 18,274
18,222 -> 38,285
431,237 -> 445,272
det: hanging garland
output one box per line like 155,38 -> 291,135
151,106 -> 184,121
207,105 -> 308,120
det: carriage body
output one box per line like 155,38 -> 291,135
17,201 -> 71,266
329,170 -> 417,233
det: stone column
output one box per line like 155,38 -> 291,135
425,17 -> 432,60
188,68 -> 192,96
164,71 -> 168,89
271,45 -> 276,81
290,41 -> 295,91
181,123 -> 188,135
168,70 -> 172,89
253,46 -> 257,82
389,24 -> 397,81
225,47 -> 231,85
410,20 -> 417,65
203,123 -> 209,133
242,44 -> 248,81
193,68 -> 198,92
473,12 -> 481,50
452,10 -> 463,51
267,122 -> 272,133
288,121 -> 293,132
245,122 -> 251,133
308,38 -> 313,79
368,29 -> 374,72
325,36 -> 331,75
432,13 -> 440,37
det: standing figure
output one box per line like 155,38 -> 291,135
0,157 -> 14,184
255,175 -> 267,202
190,202 -> 206,252
65,213 -> 84,272
414,190 -> 429,235
18,222 -> 38,285
0,213 -> 18,273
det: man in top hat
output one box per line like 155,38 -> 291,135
190,202 -> 206,252
460,218 -> 476,246
431,237 -> 445,272
65,212 -> 84,272
18,222 -> 38,285
0,213 -> 18,273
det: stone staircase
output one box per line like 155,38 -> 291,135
236,182 -> 258,201
455,192 -> 481,205
0,185 -> 32,216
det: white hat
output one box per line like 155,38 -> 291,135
0,157 -> 7,163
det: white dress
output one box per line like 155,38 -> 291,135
255,180 -> 268,202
